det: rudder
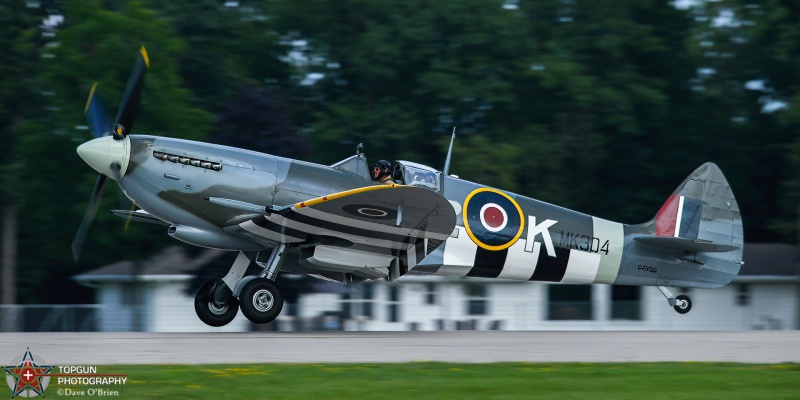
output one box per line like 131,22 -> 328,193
638,162 -> 744,287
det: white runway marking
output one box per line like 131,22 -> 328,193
1,331 -> 798,364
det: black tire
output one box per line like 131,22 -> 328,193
239,278 -> 284,324
673,294 -> 692,314
194,279 -> 239,327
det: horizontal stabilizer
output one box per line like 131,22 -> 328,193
110,209 -> 170,225
634,236 -> 740,253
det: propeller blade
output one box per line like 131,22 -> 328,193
71,174 -> 109,262
74,46 -> 149,261
113,45 -> 150,137
124,203 -> 137,232
84,82 -> 111,138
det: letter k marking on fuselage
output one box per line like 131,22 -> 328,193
524,216 -> 558,257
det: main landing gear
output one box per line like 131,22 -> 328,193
194,244 -> 287,327
657,286 -> 692,314
194,278 -> 239,327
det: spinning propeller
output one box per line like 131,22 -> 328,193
71,45 -> 149,262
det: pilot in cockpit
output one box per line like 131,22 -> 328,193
371,160 -> 395,185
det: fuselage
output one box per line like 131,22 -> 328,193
434,177 -> 671,287
79,134 -> 739,289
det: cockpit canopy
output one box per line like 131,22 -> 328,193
393,161 -> 440,191
331,155 -> 440,192
331,153 -> 370,179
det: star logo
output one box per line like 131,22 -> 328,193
4,349 -> 51,398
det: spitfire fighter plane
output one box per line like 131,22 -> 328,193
73,47 -> 743,327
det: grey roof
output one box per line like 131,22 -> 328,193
74,246 -> 227,282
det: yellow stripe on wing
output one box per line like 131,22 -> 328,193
294,184 -> 400,209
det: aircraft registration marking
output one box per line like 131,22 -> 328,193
559,232 -> 610,255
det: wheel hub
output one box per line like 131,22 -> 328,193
252,289 -> 274,312
207,302 -> 229,315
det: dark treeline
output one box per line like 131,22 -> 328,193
1,0 -> 797,303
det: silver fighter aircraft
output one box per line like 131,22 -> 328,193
73,47 -> 744,327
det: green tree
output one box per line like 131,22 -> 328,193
679,0 -> 799,241
15,0 -> 213,303
145,0 -> 290,112
276,0 -> 702,223
744,2 -> 800,241
0,1 -> 55,305
212,87 -> 309,158
277,0 -> 531,165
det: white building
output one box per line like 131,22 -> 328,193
297,243 -> 800,331
73,247 -> 251,332
74,243 -> 799,332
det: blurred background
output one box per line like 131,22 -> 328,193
0,0 -> 798,332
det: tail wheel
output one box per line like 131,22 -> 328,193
239,278 -> 284,324
673,294 -> 692,314
194,279 -> 239,327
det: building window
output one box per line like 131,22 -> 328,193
547,285 -> 592,320
425,283 -> 437,305
465,283 -> 488,316
387,286 -> 400,322
121,284 -> 141,306
342,293 -> 351,319
610,285 -> 641,320
342,284 -> 374,320
736,284 -> 750,306
363,284 -> 374,318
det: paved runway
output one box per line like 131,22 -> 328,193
1,331 -> 798,365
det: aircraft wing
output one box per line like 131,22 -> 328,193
232,185 -> 456,279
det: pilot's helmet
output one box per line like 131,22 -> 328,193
372,160 -> 392,180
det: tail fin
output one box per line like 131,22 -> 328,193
635,162 -> 744,286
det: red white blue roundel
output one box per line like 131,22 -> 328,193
463,188 -> 525,251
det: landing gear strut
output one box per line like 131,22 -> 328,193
658,286 -> 692,314
194,246 -> 287,327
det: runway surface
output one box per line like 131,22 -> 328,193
1,331 -> 798,364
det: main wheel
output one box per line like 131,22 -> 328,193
194,279 -> 239,327
673,294 -> 692,314
239,278 -> 284,324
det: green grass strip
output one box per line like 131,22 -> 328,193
48,363 -> 800,400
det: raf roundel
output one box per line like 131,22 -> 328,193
463,188 -> 525,251
341,204 -> 396,221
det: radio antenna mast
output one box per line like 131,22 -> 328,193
443,127 -> 456,176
